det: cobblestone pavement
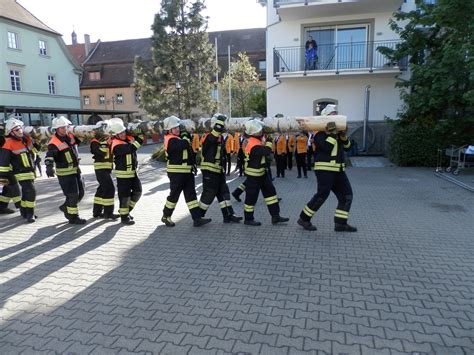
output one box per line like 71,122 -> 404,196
1,148 -> 473,355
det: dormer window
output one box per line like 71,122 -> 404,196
89,71 -> 101,80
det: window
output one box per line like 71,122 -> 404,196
98,95 -> 105,105
305,24 -> 369,70
39,40 -> 47,55
48,75 -> 56,94
116,94 -> 124,104
8,32 -> 19,49
313,99 -> 338,116
83,95 -> 90,105
134,92 -> 141,103
258,60 -> 266,72
10,70 -> 21,91
89,71 -> 101,81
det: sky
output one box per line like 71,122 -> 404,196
17,0 -> 267,45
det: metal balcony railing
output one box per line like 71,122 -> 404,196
273,40 -> 406,75
274,0 -> 359,6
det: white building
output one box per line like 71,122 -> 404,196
259,0 -> 418,122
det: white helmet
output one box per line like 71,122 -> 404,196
163,115 -> 181,131
321,104 -> 337,116
244,120 -> 263,137
5,118 -> 24,135
51,116 -> 72,129
107,117 -> 126,135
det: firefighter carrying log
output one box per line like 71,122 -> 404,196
161,115 -> 211,227
297,104 -> 357,232
199,114 -> 242,223
108,118 -> 143,225
45,116 -> 86,224
0,118 -> 38,222
90,121 -> 119,220
242,120 -> 289,226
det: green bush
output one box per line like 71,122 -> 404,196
388,122 -> 442,167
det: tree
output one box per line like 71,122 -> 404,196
221,52 -> 265,117
134,0 -> 217,119
380,0 -> 474,165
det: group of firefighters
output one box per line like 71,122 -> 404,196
0,104 -> 357,232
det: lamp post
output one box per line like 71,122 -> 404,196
175,81 -> 181,118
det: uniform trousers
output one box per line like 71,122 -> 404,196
296,152 -> 308,177
117,174 -> 142,217
0,175 -> 21,210
163,172 -> 201,220
18,179 -> 36,218
244,174 -> 280,221
300,170 -> 353,225
93,169 -> 116,216
199,170 -> 235,218
58,173 -> 85,219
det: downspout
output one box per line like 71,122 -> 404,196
362,85 -> 371,152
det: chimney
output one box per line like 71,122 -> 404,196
84,34 -> 91,56
71,30 -> 77,45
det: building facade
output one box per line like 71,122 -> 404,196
260,0 -> 417,122
69,28 -> 266,121
0,0 -> 82,124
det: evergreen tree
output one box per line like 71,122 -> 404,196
381,0 -> 473,153
221,52 -> 264,117
134,0 -> 217,119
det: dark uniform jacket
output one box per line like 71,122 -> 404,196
90,138 -> 113,170
244,136 -> 273,177
0,134 -> 37,181
111,135 -> 142,178
45,133 -> 80,176
313,132 -> 351,172
164,133 -> 194,173
200,128 -> 223,174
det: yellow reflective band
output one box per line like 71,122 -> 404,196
344,141 -> 351,149
165,200 -> 176,209
132,141 -> 141,149
244,204 -> 254,212
65,151 -> 73,164
56,167 -> 78,176
101,198 -> 114,206
182,148 -> 188,161
115,170 -> 135,178
245,167 -> 265,177
0,196 -> 10,203
200,202 -> 210,210
201,162 -> 222,173
129,200 -> 136,208
126,154 -> 132,169
12,196 -> 21,203
187,200 -> 199,209
14,172 -> 35,181
335,209 -> 349,219
219,201 -> 226,208
119,207 -> 129,215
21,200 -> 26,208
238,183 -> 246,191
265,141 -> 273,149
94,162 -> 113,170
303,205 -> 316,217
21,153 -> 30,168
167,164 -> 192,173
67,206 -> 79,214
23,200 -> 35,208
94,197 -> 104,205
211,129 -> 220,137
0,166 -> 11,172
326,136 -> 337,145
32,147 -> 38,154
264,196 -> 279,205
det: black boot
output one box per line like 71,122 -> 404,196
0,207 -> 16,214
231,191 -> 242,202
272,215 -> 289,225
244,220 -> 261,226
121,215 -> 135,225
69,216 -> 86,225
193,217 -> 212,227
161,216 -> 175,227
335,223 -> 357,232
223,215 -> 243,223
297,218 -> 317,231
104,213 -> 120,220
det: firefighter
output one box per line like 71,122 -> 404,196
0,118 -> 37,222
45,116 -> 86,224
295,131 -> 309,178
0,124 -> 21,215
297,104 -> 357,232
108,118 -> 142,225
242,120 -> 289,226
161,115 -> 211,227
90,121 -> 119,220
221,130 -> 233,176
199,114 -> 242,223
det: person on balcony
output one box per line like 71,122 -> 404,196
305,42 -> 318,71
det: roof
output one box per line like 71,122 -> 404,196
208,28 -> 266,55
85,38 -> 153,65
66,42 -> 98,66
0,0 -> 60,35
81,63 -> 135,88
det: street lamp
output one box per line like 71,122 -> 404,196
175,81 -> 181,118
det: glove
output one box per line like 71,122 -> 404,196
338,131 -> 348,141
46,165 -> 55,178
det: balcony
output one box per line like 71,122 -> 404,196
274,0 -> 404,20
273,40 -> 406,78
